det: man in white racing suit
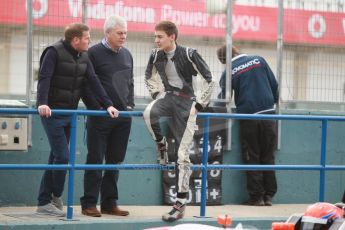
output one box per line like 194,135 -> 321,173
143,20 -> 215,222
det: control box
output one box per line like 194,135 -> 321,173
0,117 -> 28,151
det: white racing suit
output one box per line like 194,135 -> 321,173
143,45 -> 215,194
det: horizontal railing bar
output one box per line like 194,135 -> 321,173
2,108 -> 345,121
198,113 -> 345,121
0,108 -> 143,117
1,164 -> 345,171
0,164 -> 73,170
206,165 -> 345,170
0,164 -> 174,170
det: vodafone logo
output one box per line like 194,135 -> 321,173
308,14 -> 326,39
26,0 -> 48,19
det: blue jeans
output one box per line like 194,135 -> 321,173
37,116 -> 71,206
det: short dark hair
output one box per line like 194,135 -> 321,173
64,23 -> 89,43
217,45 -> 240,63
217,45 -> 226,64
155,21 -> 178,40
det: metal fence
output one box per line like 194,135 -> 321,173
0,0 -> 345,110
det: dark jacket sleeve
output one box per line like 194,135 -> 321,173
37,47 -> 57,106
218,70 -> 226,99
81,78 -> 101,110
263,58 -> 279,103
127,54 -> 135,108
82,52 -> 103,109
144,49 -> 163,99
189,49 -> 213,83
188,48 -> 216,108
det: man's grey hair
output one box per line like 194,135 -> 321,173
104,15 -> 127,33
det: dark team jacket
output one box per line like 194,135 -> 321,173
232,54 -> 278,114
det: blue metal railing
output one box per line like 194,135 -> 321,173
1,108 -> 345,220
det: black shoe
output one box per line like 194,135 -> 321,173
264,196 -> 273,206
243,198 -> 265,206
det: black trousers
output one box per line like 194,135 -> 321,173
240,119 -> 278,200
80,116 -> 132,209
342,190 -> 345,203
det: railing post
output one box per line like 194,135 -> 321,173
200,117 -> 210,217
319,119 -> 327,202
66,113 -> 77,220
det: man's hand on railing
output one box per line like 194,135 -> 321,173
107,106 -> 119,118
38,105 -> 52,117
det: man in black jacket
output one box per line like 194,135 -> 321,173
143,20 -> 215,222
80,15 -> 134,217
36,22 -> 117,217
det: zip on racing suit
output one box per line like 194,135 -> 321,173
143,44 -> 215,196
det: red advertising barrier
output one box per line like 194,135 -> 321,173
1,0 -> 345,46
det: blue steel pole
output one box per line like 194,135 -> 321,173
200,117 -> 210,217
319,119 -> 327,202
66,113 -> 77,220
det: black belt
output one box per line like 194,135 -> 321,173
166,91 -> 195,100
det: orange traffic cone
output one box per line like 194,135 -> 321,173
217,215 -> 232,228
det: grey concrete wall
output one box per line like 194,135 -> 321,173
0,112 -> 344,207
